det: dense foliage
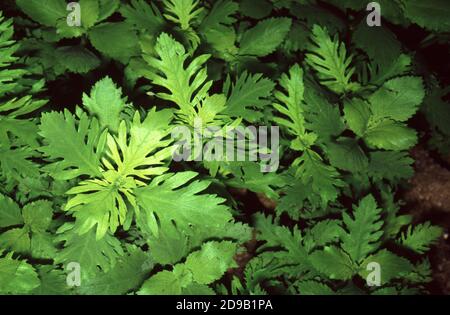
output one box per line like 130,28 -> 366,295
0,0 -> 449,295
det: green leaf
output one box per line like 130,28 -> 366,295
39,110 -> 104,180
143,32 -> 212,124
227,163 -> 286,200
304,88 -> 345,142
138,241 -> 237,295
98,0 -> 120,22
240,0 -> 272,19
89,22 -> 140,63
304,219 -> 342,252
138,270 -> 183,295
272,64 -> 310,145
341,195 -> 383,263
255,214 -> 311,271
364,120 -> 417,151
310,246 -> 355,280
136,172 -> 233,239
400,222 -> 443,254
327,138 -> 368,172
306,25 -> 359,94
0,194 -> 23,228
402,0 -> 450,32
185,241 -> 237,284
79,0 -> 100,29
54,46 -> 100,74
163,0 -> 204,30
239,18 -> 292,57
369,77 -> 425,122
359,249 -> 414,285
22,200 -> 53,233
104,109 -> 173,179
55,224 -> 124,278
16,0 -> 66,27
31,266 -> 70,295
82,77 -> 127,132
0,254 -> 40,294
344,98 -> 371,137
296,280 -> 335,295
0,227 -> 30,253
294,150 -> 345,206
199,1 -> 238,57
120,0 -> 164,32
31,232 -> 57,259
368,151 -> 414,182
80,247 -> 152,294
223,72 -> 275,122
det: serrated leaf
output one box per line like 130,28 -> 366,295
341,195 -> 383,263
82,77 -> 127,132
120,0 -> 164,32
0,194 -> 23,228
223,72 -> 274,122
306,25 -> 359,94
359,249 -> 414,285
80,247 -> 152,294
364,120 -> 417,151
0,254 -> 40,294
402,0 -> 450,32
22,200 -> 53,233
239,18 -> 292,57
136,172 -> 233,239
400,222 -> 443,254
185,241 -> 237,284
368,151 -> 414,182
310,246 -> 355,280
39,110 -> 103,180
55,46 -> 100,74
369,77 -> 425,122
16,0 -> 66,27
55,225 -> 124,278
163,0 -> 204,30
327,138 -> 368,172
89,22 -> 140,63
344,98 -> 371,137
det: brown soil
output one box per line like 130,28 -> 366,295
404,146 -> 450,213
404,145 -> 450,294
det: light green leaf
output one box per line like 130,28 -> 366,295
0,194 -> 23,228
0,254 -> 40,294
163,0 -> 204,30
22,200 -> 53,233
39,110 -> 104,180
185,241 -> 237,285
82,77 -> 127,132
55,225 -> 124,278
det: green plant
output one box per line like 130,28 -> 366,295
0,0 -> 448,295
